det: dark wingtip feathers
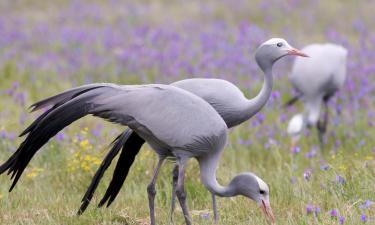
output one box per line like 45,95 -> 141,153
77,130 -> 133,215
97,131 -> 145,208
1,85 -> 108,193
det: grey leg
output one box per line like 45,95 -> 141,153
170,164 -> 179,224
147,157 -> 165,225
175,160 -> 192,225
212,193 -> 218,224
317,101 -> 329,148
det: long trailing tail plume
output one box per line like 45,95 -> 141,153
0,84 -> 111,191
78,129 -> 144,214
97,130 -> 144,209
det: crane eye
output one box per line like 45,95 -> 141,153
277,42 -> 283,47
259,190 -> 265,194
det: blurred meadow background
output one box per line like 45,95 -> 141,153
0,0 -> 374,224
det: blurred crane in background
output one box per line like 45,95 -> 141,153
286,43 -> 348,149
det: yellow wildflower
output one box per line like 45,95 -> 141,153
84,155 -> 92,161
26,167 -> 44,179
79,139 -> 90,148
93,159 -> 101,165
338,165 -> 347,171
26,172 -> 37,178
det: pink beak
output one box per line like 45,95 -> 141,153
287,48 -> 309,57
260,199 -> 276,224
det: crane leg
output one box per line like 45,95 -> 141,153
175,159 -> 192,225
170,164 -> 179,224
147,157 -> 165,225
212,193 -> 218,223
317,101 -> 329,148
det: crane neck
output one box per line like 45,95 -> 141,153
198,151 -> 236,197
240,67 -> 273,122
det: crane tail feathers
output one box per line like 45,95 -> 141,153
0,84 -> 108,191
78,129 -> 134,215
29,84 -> 104,112
97,130 -> 145,208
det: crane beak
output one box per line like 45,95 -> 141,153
287,48 -> 309,57
259,198 -> 276,224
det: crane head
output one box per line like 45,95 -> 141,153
229,172 -> 275,224
255,38 -> 308,71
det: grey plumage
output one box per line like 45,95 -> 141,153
76,38 -> 307,221
286,43 -> 348,148
1,83 -> 273,224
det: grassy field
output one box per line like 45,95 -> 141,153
0,0 -> 374,224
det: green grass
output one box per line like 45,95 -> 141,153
0,43 -> 374,225
0,0 -> 374,224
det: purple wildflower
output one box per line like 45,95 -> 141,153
306,204 -> 314,214
339,216 -> 345,224
237,138 -> 252,145
7,132 -> 16,141
15,92 -> 26,106
0,129 -> 7,139
75,133 -> 84,142
200,213 -> 210,220
320,164 -> 329,171
279,113 -> 288,122
271,91 -> 280,100
12,81 -> 19,89
251,119 -> 259,127
314,207 -> 321,215
305,148 -> 317,158
303,169 -> 312,181
256,113 -> 265,124
291,146 -> 300,154
335,140 -> 341,148
330,209 -> 338,218
360,214 -> 366,222
336,175 -> 346,185
359,200 -> 373,209
56,132 -> 65,142
91,124 -> 103,137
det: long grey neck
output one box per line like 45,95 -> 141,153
239,67 -> 273,122
198,151 -> 236,197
